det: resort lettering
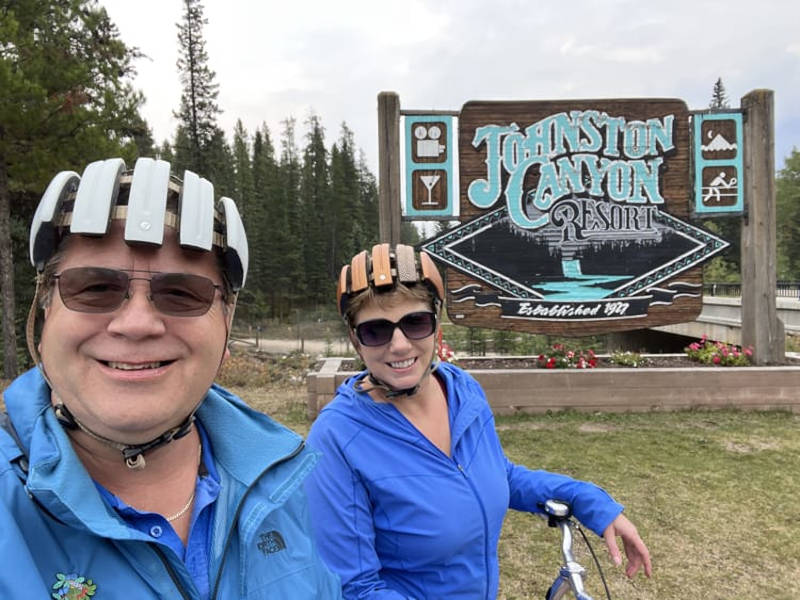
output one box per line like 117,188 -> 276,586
466,111 -> 675,230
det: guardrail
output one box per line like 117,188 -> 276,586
703,282 -> 800,298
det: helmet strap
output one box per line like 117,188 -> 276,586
53,402 -> 196,470
353,337 -> 441,399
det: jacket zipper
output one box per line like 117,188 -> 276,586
455,460 -> 492,599
152,543 -> 193,599
209,440 -> 306,599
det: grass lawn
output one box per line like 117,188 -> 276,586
226,354 -> 800,600
4,351 -> 799,599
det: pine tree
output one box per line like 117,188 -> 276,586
300,114 -> 331,304
251,124 -> 278,294
157,141 -> 174,162
248,124 -> 278,317
330,124 -> 363,272
232,120 -> 254,219
205,129 -> 235,198
273,118 -> 304,316
174,0 -> 221,177
0,0 -> 146,377
357,150 -> 380,247
709,77 -> 730,109
776,149 -> 800,279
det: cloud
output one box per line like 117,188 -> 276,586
100,0 -> 800,172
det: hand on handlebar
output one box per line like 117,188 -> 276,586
601,513 -> 652,579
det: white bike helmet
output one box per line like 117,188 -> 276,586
29,156 -> 248,289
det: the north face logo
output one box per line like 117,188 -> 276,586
257,530 -> 286,555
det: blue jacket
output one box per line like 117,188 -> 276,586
305,362 -> 623,599
0,368 -> 341,600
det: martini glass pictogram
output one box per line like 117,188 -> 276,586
420,174 -> 441,206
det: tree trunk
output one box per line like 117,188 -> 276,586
0,159 -> 19,379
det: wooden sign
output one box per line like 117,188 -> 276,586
693,112 -> 744,214
402,115 -> 458,219
421,99 -> 729,335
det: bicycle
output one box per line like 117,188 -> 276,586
541,499 -> 612,600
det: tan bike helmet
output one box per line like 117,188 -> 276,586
337,243 -> 444,320
337,243 -> 445,397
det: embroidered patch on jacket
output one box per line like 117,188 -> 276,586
51,572 -> 97,599
257,530 -> 286,555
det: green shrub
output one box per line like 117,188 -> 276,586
609,350 -> 650,368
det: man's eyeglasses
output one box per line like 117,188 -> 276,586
353,311 -> 437,347
52,267 -> 225,317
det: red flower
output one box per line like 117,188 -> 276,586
713,355 -> 721,364
546,357 -> 556,369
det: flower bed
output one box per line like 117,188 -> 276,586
306,354 -> 800,417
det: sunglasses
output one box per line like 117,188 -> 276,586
53,267 -> 225,317
353,311 -> 437,347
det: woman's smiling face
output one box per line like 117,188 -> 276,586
351,295 -> 437,395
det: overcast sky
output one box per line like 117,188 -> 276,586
101,0 -> 800,174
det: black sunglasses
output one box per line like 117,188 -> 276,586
353,311 -> 437,347
53,267 -> 224,317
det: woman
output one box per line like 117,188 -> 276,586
305,243 -> 651,599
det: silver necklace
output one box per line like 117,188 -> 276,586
165,440 -> 201,522
165,490 -> 195,522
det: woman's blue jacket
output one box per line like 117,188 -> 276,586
305,362 -> 623,599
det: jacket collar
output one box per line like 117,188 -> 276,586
334,363 -> 486,449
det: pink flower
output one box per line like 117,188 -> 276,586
713,355 -> 721,364
744,348 -> 753,356
438,342 -> 454,361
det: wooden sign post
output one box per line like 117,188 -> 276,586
377,91 -> 401,246
740,89 -> 784,364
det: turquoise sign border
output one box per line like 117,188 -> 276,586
403,114 -> 457,219
693,112 -> 744,215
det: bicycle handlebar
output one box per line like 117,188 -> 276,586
542,499 -> 596,600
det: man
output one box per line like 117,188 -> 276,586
0,157 -> 340,599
